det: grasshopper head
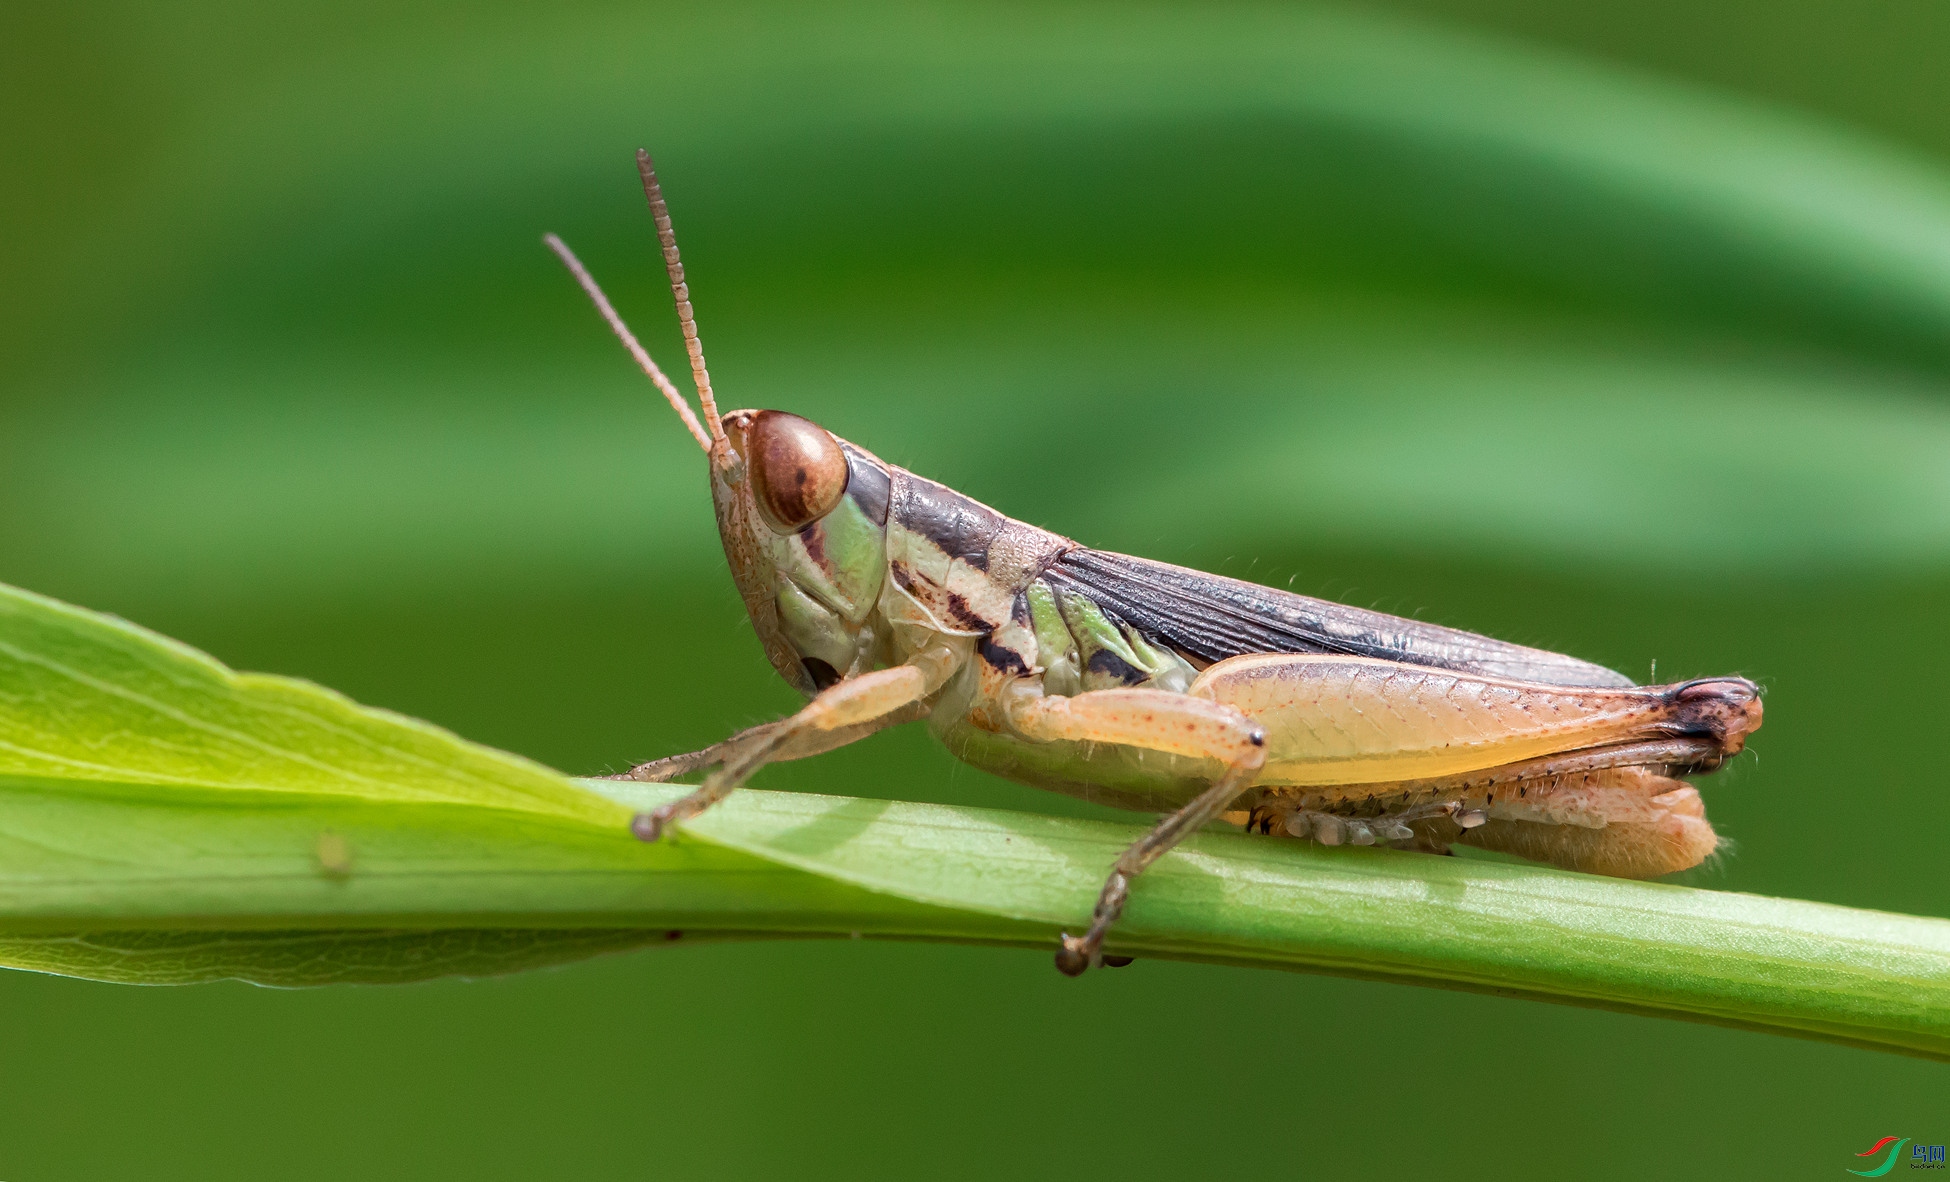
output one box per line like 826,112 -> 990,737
548,154 -> 891,695
713,409 -> 892,696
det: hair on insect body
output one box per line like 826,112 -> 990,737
545,152 -> 1764,976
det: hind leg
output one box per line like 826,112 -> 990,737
1249,765 -> 1720,878
1448,768 -> 1721,877
1189,654 -> 1760,786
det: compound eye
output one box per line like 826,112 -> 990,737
749,410 -> 849,533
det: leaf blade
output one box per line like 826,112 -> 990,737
4,580 -> 1949,1060
642,783 -> 1950,1059
0,584 -> 621,824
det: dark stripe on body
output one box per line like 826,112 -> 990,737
798,523 -> 830,572
978,636 -> 1030,675
896,475 -> 1002,570
1085,647 -> 1146,685
841,445 -> 891,525
943,591 -> 994,633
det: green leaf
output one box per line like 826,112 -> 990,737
646,784 -> 1950,1061
0,584 -> 621,824
3,580 -> 1948,1057
0,929 -> 688,988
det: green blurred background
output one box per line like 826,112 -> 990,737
3,2 -> 1948,1176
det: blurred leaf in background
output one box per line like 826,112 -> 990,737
1,2 -> 1946,1179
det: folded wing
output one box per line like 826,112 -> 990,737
1041,548 -> 1633,689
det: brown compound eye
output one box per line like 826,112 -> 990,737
748,410 -> 849,533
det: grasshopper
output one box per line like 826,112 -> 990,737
546,152 -> 1763,976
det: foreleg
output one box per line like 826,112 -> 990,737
1003,687 -> 1267,976
630,643 -> 961,841
612,702 -> 930,784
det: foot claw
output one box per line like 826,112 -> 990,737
1054,934 -> 1092,977
630,810 -> 669,843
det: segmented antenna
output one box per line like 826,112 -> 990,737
636,149 -> 722,442
542,232 -> 712,453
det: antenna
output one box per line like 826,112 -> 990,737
543,232 -> 712,453
636,149 -> 722,442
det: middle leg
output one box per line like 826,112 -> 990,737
1003,687 -> 1267,976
